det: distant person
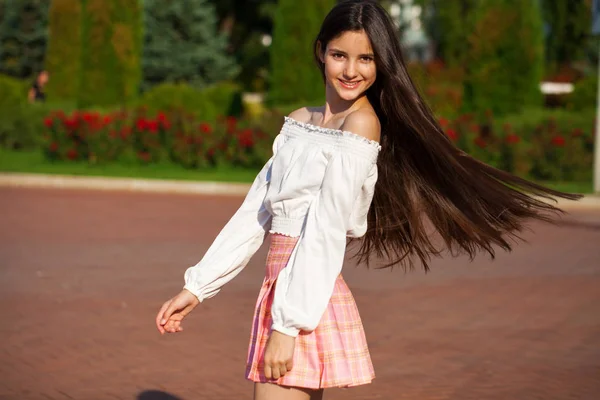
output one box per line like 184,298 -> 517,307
28,70 -> 48,103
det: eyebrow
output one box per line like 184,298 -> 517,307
328,48 -> 374,58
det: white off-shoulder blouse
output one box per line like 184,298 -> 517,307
183,116 -> 381,337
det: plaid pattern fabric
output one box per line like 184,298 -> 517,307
245,234 -> 375,389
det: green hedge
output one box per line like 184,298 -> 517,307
0,74 -> 56,149
78,0 -> 142,108
45,0 -> 83,102
136,81 -> 243,121
268,0 -> 335,105
463,0 -> 544,115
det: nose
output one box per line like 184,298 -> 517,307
343,60 -> 358,79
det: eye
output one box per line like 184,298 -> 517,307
331,53 -> 345,60
360,56 -> 374,62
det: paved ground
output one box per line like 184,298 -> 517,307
1,187 -> 599,400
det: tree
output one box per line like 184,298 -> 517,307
45,0 -> 83,102
268,0 -> 336,105
462,0 -> 544,115
541,0 -> 592,71
78,0 -> 143,108
209,0 -> 277,92
142,0 -> 239,91
0,0 -> 50,79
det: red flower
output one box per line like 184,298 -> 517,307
445,128 -> 458,141
147,120 -> 159,134
44,117 -> 53,128
474,137 -> 487,148
226,116 -> 237,133
49,142 -> 58,152
157,112 -> 171,129
438,118 -> 449,128
505,134 -> 520,144
136,118 -> 147,131
469,124 -> 479,134
66,148 -> 78,160
238,129 -> 255,148
199,123 -> 212,134
63,117 -> 79,130
102,115 -> 112,125
551,135 -> 565,147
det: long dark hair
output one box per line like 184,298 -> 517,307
313,0 -> 582,270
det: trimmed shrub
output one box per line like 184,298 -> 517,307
78,0 -> 142,108
0,74 -> 55,149
45,0 -> 83,103
136,82 -> 243,122
268,0 -> 335,105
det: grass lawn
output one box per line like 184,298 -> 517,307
0,148 -> 594,194
0,148 -> 259,183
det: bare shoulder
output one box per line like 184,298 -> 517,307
287,107 -> 312,123
341,110 -> 381,143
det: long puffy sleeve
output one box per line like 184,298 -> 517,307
183,136 -> 281,302
270,151 -> 377,337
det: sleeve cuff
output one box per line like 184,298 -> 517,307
271,323 -> 300,338
183,284 -> 204,303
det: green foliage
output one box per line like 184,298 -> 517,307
462,0 -> 545,116
0,0 -> 49,79
417,0 -> 470,69
78,0 -> 143,108
0,74 -> 54,149
136,81 -> 243,122
541,0 -> 592,70
142,0 -> 239,91
268,0 -> 335,105
566,74 -> 598,111
45,0 -> 83,102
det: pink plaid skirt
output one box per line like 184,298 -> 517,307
245,234 -> 375,389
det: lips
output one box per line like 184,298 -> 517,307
338,79 -> 362,89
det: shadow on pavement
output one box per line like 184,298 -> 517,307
137,390 -> 183,400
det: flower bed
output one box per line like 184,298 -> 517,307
40,107 -> 594,183
42,108 -> 278,169
439,111 -> 594,182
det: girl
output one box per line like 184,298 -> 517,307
155,1 -> 581,399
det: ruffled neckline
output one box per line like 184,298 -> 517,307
284,116 -> 381,150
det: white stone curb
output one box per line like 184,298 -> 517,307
0,172 -> 252,196
0,172 -> 599,209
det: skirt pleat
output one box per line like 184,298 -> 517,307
245,234 -> 375,389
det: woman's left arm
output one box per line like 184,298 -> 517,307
270,149 -> 377,337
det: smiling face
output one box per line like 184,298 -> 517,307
319,30 -> 377,103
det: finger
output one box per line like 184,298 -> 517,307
155,301 -> 171,333
271,365 -> 281,380
160,302 -> 180,325
279,365 -> 287,378
164,319 -> 179,333
264,365 -> 272,380
285,359 -> 293,371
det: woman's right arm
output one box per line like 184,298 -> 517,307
182,134 -> 283,302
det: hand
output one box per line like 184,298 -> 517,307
155,289 -> 200,335
263,330 -> 295,380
